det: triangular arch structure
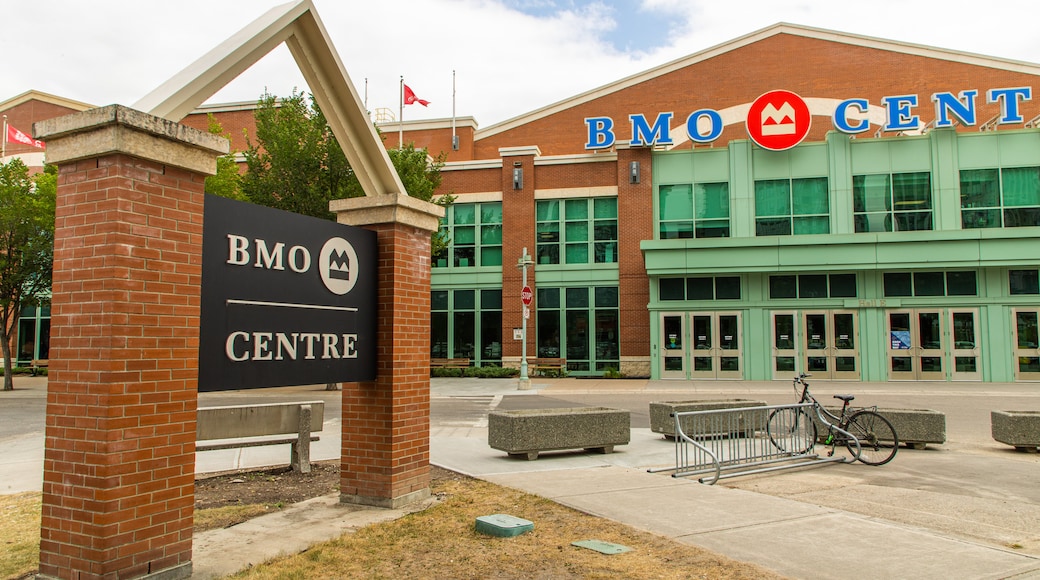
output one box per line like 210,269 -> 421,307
133,0 -> 403,198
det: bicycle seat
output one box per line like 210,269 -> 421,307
833,394 -> 855,402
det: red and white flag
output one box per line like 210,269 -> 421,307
403,84 -> 429,107
6,124 -> 45,149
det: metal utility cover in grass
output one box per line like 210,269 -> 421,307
572,540 -> 633,555
475,514 -> 534,537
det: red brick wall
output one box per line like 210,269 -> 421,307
440,166 -> 502,195
340,222 -> 431,504
501,155 -> 537,361
534,159 -> 616,189
39,153 -> 201,579
616,149 -> 653,358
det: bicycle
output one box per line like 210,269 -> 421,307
766,373 -> 899,466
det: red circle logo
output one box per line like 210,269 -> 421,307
746,90 -> 811,151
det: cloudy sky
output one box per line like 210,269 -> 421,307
4,0 -> 1040,128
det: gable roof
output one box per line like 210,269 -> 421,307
475,22 -> 1040,142
0,90 -> 94,113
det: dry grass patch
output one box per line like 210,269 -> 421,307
229,475 -> 784,580
0,492 -> 40,580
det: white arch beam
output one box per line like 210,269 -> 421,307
133,0 -> 404,198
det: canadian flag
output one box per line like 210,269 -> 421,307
6,124 -> 45,149
403,84 -> 429,107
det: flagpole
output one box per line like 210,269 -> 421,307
399,76 -> 404,150
364,77 -> 368,114
2,115 -> 7,158
452,70 -> 457,151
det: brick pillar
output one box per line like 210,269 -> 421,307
33,106 -> 227,580
616,145 -> 653,377
329,193 -> 444,508
499,146 -> 539,366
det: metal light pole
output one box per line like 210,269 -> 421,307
517,247 -> 534,390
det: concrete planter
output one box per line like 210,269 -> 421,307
991,410 -> 1040,452
812,407 -> 945,449
488,407 -> 630,460
649,399 -> 767,439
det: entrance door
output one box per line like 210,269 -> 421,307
661,313 -> 686,379
802,311 -> 859,380
950,309 -> 981,381
771,312 -> 798,378
1013,309 -> 1040,381
690,312 -> 743,379
887,310 -> 945,380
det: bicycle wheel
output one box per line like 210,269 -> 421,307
844,410 -> 898,465
766,408 -> 817,455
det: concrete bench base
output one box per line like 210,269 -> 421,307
649,399 -> 767,439
991,410 -> 1040,452
810,407 -> 944,449
488,407 -> 630,460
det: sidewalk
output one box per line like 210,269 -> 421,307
3,375 -> 1039,579
431,378 -> 1040,580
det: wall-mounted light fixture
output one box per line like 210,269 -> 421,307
513,167 -> 523,190
629,161 -> 641,184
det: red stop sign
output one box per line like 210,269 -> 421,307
521,285 -> 533,305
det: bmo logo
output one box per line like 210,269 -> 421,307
319,237 -> 359,295
747,90 -> 811,151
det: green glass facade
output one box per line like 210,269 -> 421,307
645,129 -> 1040,381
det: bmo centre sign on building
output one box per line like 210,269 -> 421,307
199,196 -> 377,391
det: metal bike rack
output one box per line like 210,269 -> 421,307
648,403 -> 857,485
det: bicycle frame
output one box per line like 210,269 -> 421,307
792,375 -> 862,459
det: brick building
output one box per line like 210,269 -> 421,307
5,23 -> 1040,381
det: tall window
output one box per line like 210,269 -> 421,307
434,202 -> 502,268
430,289 -> 502,365
658,182 -> 730,239
536,286 -> 619,373
536,198 -> 618,265
853,172 -> 932,232
754,177 -> 829,235
960,167 -> 1040,228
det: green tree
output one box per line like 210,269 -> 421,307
240,90 -> 452,230
0,160 -> 55,391
204,114 -> 246,201
240,90 -> 354,220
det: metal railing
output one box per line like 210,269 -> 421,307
648,403 -> 854,484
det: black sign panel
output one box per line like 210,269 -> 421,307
198,196 -> 377,391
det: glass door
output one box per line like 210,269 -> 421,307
690,314 -> 715,378
831,311 -> 860,380
1013,309 -> 1040,381
689,312 -> 743,379
803,311 -> 859,380
716,313 -> 742,379
661,313 -> 686,379
771,312 -> 798,379
950,309 -> 981,381
887,310 -> 945,380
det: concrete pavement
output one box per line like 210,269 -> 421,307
2,375 -> 1039,579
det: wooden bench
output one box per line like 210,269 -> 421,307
30,359 -> 48,376
530,358 -> 566,376
431,358 -> 470,369
196,401 -> 324,473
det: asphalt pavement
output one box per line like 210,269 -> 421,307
2,375 -> 1039,579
